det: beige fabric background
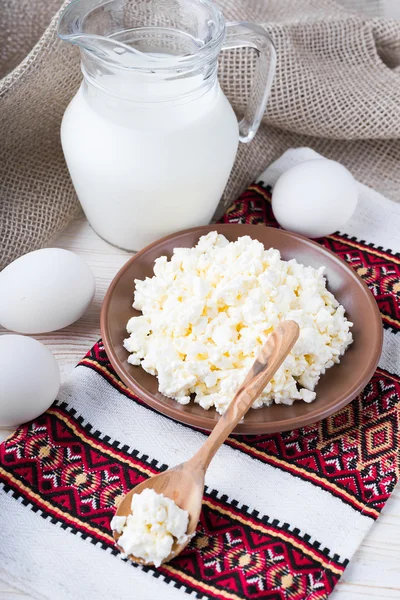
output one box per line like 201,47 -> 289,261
1,0 -> 400,270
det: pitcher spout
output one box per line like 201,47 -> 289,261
58,0 -> 152,66
58,0 -> 102,47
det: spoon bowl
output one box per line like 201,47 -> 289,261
114,462 -> 205,564
112,321 -> 299,566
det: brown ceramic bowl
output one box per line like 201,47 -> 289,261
101,225 -> 382,435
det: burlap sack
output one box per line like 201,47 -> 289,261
1,0 -> 400,269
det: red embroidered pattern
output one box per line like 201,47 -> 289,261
1,180 -> 399,599
82,343 -> 399,518
1,405 -> 343,600
230,368 -> 400,516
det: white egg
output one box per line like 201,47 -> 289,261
272,159 -> 358,238
0,335 -> 60,428
0,248 -> 95,334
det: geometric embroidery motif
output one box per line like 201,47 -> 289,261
81,340 -> 400,520
322,404 -> 357,441
362,413 -> 398,464
1,179 -> 399,600
1,405 -> 345,600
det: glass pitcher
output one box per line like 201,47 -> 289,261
58,0 -> 276,251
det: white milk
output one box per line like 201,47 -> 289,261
61,67 -> 239,250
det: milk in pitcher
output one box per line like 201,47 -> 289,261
58,0 -> 276,250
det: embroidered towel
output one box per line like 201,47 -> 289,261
0,149 -> 399,600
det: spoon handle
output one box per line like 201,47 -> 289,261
190,320 -> 299,471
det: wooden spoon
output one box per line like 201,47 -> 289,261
113,320 -> 299,565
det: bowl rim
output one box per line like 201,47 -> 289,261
100,224 -> 383,434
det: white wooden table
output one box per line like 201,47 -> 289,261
1,216 -> 399,599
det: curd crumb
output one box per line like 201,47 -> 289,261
124,232 -> 353,413
111,488 -> 189,567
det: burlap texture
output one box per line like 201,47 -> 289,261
1,0 -> 400,269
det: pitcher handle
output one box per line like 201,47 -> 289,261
222,22 -> 276,143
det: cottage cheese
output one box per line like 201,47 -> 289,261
124,232 -> 353,414
111,488 -> 189,566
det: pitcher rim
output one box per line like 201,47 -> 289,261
58,0 -> 227,72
